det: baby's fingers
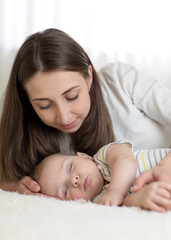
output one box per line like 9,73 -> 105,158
157,187 -> 171,199
157,181 -> 171,196
149,201 -> 166,213
152,195 -> 171,211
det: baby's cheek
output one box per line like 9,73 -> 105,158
70,190 -> 87,200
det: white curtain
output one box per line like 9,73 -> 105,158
1,0 -> 171,106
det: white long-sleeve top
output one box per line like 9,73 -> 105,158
97,62 -> 171,149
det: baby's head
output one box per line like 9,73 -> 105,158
32,152 -> 104,201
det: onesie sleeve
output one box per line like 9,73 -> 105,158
92,140 -> 133,202
93,140 -> 132,182
98,62 -> 171,127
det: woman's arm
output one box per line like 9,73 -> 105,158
99,62 -> 171,127
96,144 -> 137,206
123,181 -> 171,212
132,152 -> 171,192
0,176 -> 41,195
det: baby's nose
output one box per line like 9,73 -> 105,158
71,175 -> 79,187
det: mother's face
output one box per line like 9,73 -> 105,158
24,66 -> 92,133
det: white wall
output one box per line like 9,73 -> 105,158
1,0 -> 171,113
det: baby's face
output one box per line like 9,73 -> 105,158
38,153 -> 104,201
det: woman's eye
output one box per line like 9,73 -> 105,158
66,94 -> 79,101
39,104 -> 51,110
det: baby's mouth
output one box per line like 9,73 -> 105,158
83,176 -> 89,191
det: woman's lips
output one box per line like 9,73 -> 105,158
60,118 -> 77,129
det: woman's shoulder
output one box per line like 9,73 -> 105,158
98,61 -> 135,77
97,61 -> 138,88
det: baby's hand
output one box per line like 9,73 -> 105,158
124,181 -> 171,212
95,190 -> 124,206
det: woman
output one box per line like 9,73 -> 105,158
0,28 -> 171,194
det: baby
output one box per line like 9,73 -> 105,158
32,141 -> 171,212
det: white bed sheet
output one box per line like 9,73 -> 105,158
0,189 -> 171,240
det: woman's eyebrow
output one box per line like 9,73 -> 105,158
32,86 -> 80,101
32,97 -> 50,101
62,85 -> 80,95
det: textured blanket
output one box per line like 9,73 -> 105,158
0,188 -> 171,240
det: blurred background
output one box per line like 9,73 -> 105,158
1,0 -> 171,111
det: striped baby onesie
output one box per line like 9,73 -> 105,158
132,148 -> 171,177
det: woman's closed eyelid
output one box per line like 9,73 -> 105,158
38,93 -> 79,110
66,93 -> 79,101
65,87 -> 80,100
39,103 -> 51,110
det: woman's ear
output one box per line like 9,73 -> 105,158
76,152 -> 94,161
87,65 -> 93,91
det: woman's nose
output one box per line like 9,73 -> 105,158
55,105 -> 70,124
70,175 -> 79,187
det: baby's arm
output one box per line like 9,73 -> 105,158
123,181 -> 171,212
96,144 -> 137,206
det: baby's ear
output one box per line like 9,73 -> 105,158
76,152 -> 94,161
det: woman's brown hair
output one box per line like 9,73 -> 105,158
0,28 -> 114,182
